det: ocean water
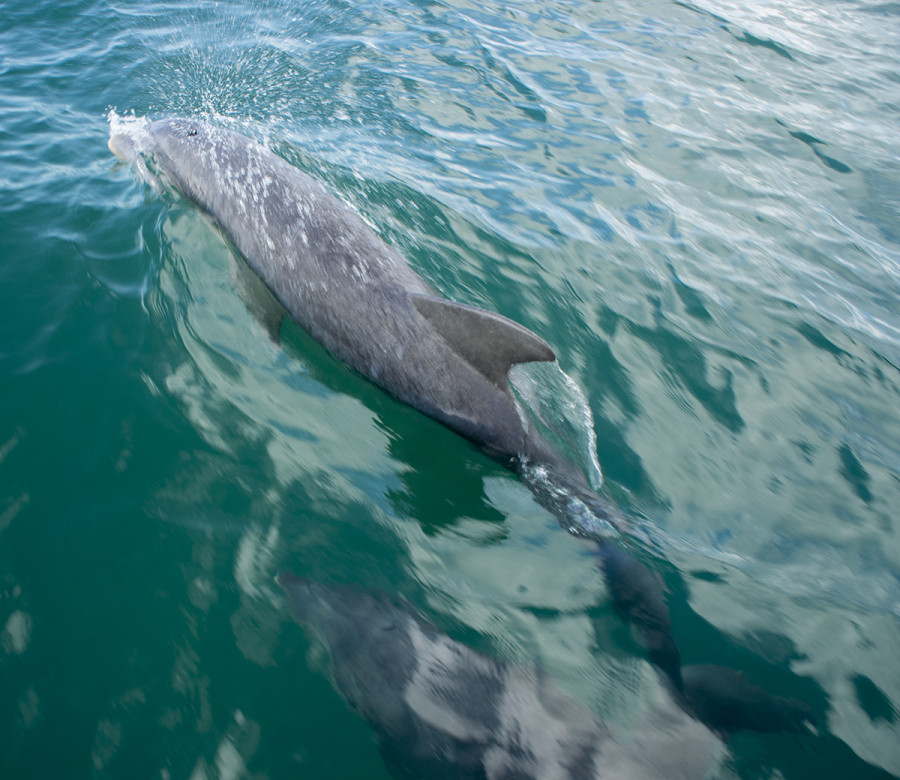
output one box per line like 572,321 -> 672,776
2,0 -> 899,777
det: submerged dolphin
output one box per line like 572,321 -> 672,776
108,116 -> 570,470
277,573 -> 724,780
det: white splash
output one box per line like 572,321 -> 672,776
510,360 -> 604,490
106,109 -> 157,189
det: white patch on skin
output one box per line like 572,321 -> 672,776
403,620 -> 492,742
2,610 -> 32,654
487,665 -> 604,780
234,523 -> 280,599
19,686 -> 40,729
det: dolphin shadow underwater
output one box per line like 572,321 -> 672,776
109,116 -> 839,763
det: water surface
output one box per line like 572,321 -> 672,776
1,0 -> 899,777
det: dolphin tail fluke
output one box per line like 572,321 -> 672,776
681,663 -> 817,736
411,294 -> 555,387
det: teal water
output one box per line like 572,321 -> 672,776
2,0 -> 900,777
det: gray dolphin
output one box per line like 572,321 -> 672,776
108,116 -> 570,468
277,573 -> 724,780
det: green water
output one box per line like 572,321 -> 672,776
2,0 -> 899,777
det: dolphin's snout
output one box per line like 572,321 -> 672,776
108,132 -> 133,163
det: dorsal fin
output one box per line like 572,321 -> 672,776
411,293 -> 555,386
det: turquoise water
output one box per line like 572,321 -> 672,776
2,0 -> 900,777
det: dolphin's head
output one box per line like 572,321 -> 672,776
144,117 -> 211,166
107,113 -> 221,198
277,574 -> 417,718
277,574 -> 408,649
145,117 -> 221,199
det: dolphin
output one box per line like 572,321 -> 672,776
108,116 -> 573,472
277,573 -> 725,780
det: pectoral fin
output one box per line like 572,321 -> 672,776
230,255 -> 285,343
411,294 -> 555,386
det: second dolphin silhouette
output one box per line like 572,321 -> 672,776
278,574 -> 725,780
